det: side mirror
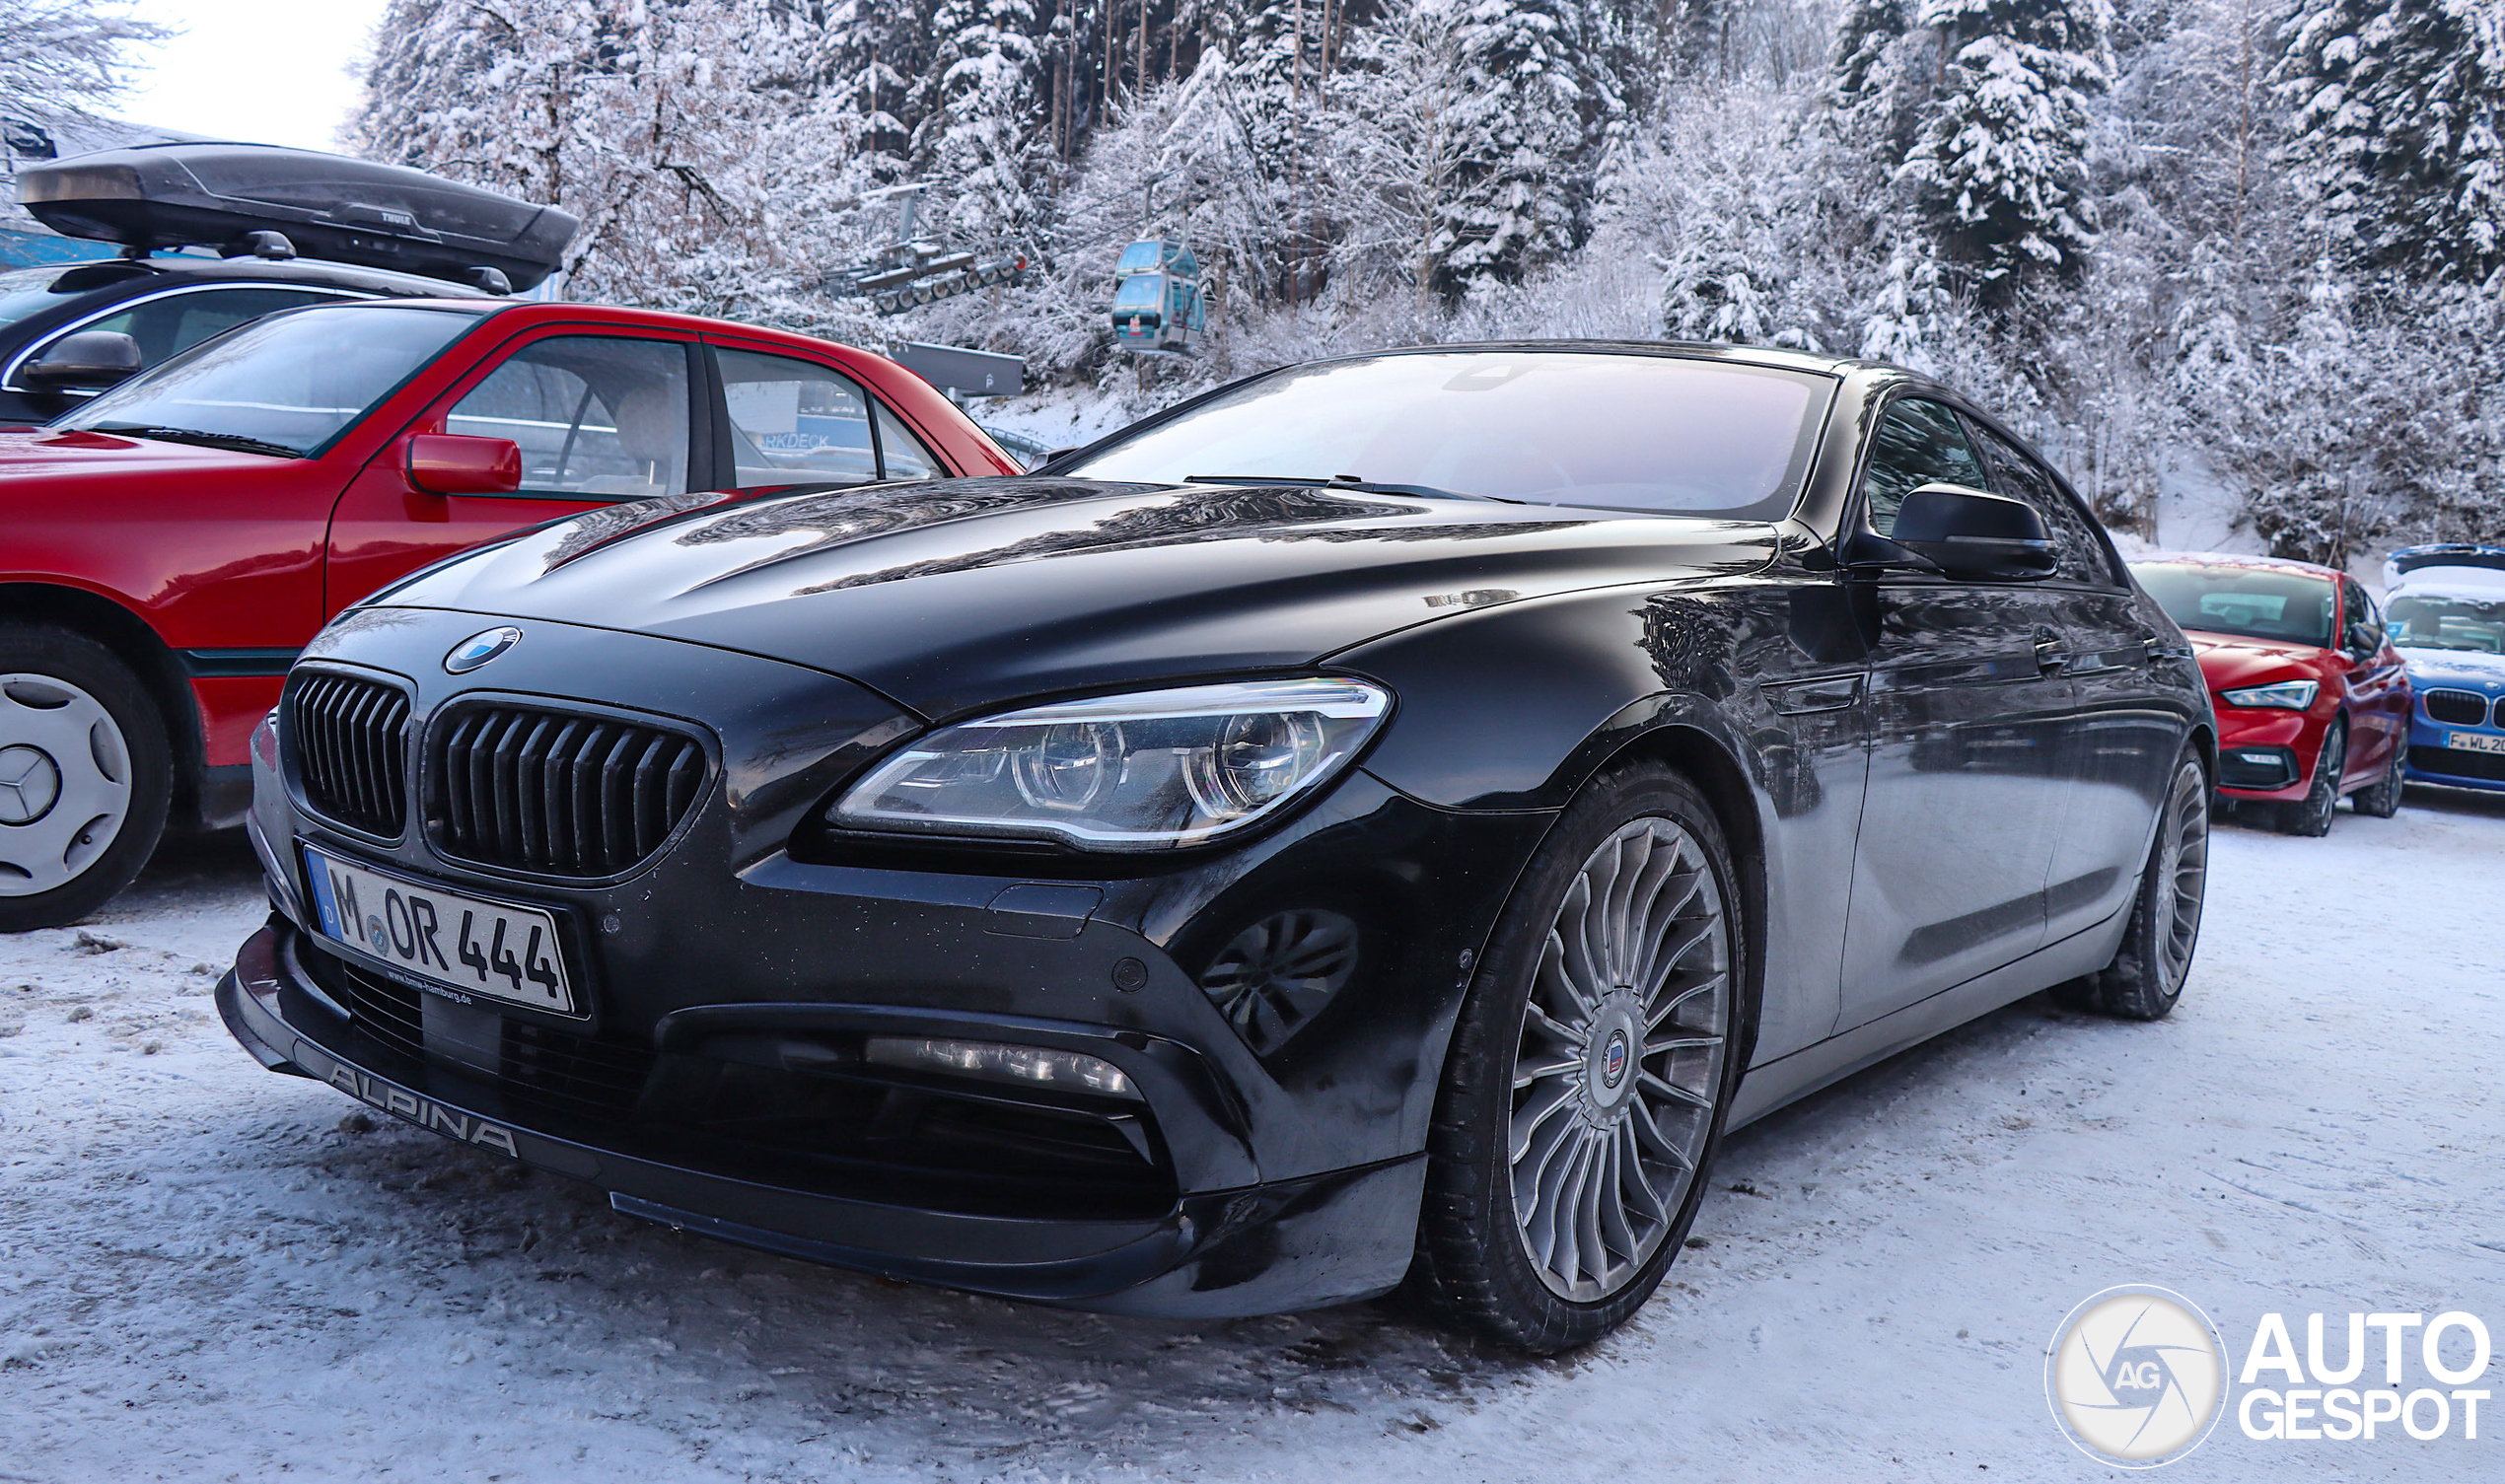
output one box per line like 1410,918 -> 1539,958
406,433 -> 522,496
1891,482 -> 2057,581
22,330 -> 143,391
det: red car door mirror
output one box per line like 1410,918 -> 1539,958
406,433 -> 522,496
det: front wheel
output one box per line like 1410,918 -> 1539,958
0,626 -> 172,933
2068,748 -> 2209,1021
2278,722 -> 2344,837
1406,764 -> 1748,1352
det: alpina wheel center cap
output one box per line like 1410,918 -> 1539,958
1583,994 -> 1645,1117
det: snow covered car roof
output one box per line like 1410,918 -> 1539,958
2385,543 -> 2505,598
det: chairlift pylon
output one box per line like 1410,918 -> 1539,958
823,183 -> 1031,316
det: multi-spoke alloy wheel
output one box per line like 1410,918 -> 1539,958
2068,747 -> 2208,1021
2148,760 -> 2209,994
1509,817 -> 1729,1301
1410,764 -> 1746,1352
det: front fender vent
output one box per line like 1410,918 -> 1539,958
429,703 -> 708,879
287,671 -> 412,838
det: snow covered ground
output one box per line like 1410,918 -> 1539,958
3,788 -> 2499,1482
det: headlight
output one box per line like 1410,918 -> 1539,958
828,677 -> 1391,850
2219,679 -> 2319,710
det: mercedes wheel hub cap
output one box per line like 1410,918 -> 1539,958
0,744 -> 61,826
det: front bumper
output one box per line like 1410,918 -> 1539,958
223,606 -> 1553,1316
221,922 -> 1426,1314
2210,705 -> 2323,800
2403,718 -> 2505,792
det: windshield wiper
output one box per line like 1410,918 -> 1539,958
88,424 -> 302,459
1184,473 -> 1520,504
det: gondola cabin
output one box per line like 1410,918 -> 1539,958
1110,239 -> 1204,354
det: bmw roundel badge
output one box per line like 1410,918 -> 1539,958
445,625 -> 523,673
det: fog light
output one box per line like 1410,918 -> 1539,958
2238,750 -> 2277,764
863,1036 -> 1139,1098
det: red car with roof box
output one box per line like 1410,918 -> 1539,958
0,295 -> 1016,928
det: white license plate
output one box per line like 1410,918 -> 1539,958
2448,731 -> 2505,754
301,845 -> 577,1015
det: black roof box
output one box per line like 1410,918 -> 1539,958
16,142 -> 578,291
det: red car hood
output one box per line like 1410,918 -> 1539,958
0,426 -> 286,481
2186,630 -> 2334,688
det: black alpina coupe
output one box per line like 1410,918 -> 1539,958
221,343 -> 2214,1350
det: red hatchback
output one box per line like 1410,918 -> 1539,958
0,298 -> 1017,928
2130,554 -> 2412,834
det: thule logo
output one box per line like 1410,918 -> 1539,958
327,1065 -> 520,1157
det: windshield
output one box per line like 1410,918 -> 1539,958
55,304 -> 482,456
1059,351 -> 1832,518
2135,563 -> 2336,647
2388,593 -> 2505,654
1112,276 -> 1162,311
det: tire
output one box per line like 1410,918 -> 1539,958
2278,721 -> 2344,837
0,626 -> 172,933
2067,747 -> 2209,1021
1405,763 -> 1750,1353
2351,737 -> 2405,819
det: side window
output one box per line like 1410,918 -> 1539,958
69,287 -> 347,371
874,401 -> 941,479
717,347 -> 880,486
1858,397 -> 1986,536
1965,420 -> 2115,586
447,335 -> 691,499
2342,581 -> 2384,651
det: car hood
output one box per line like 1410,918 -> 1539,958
0,425 -> 284,480
2186,630 -> 2334,690
371,477 -> 1781,719
2397,644 -> 2505,688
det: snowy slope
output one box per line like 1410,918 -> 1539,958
2,791 -> 2500,1481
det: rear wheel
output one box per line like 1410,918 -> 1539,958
0,626 -> 172,933
2278,722 -> 2344,837
2351,737 -> 2405,818
2068,748 -> 2209,1021
1407,764 -> 1747,1353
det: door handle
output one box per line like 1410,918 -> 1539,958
2034,637 -> 2069,673
1766,673 -> 1865,715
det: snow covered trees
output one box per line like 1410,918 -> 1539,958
915,0 -> 1049,237
352,0 -> 793,300
1429,0 -> 1594,293
1897,0 -> 2110,305
1,0 -> 168,123
340,0 -> 2498,554
2277,0 -> 2505,285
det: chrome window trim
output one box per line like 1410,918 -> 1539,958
1,279 -> 377,393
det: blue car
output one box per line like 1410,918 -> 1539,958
2385,545 -> 2505,791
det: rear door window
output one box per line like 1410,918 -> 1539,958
874,401 -> 941,478
447,335 -> 694,499
715,347 -> 881,486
